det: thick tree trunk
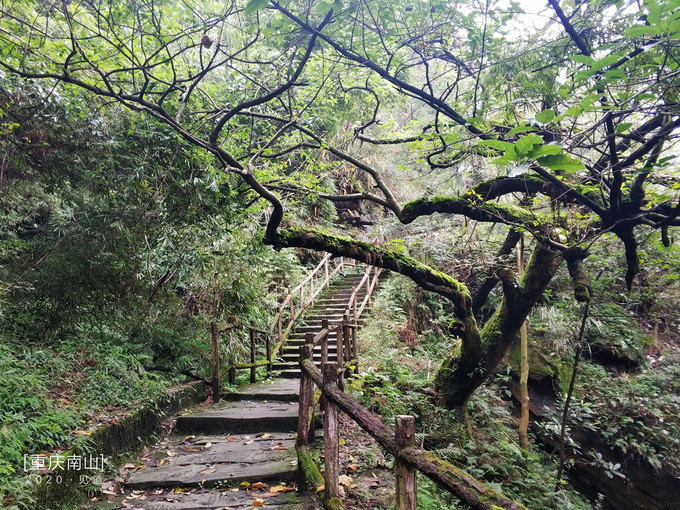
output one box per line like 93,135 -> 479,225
435,244 -> 562,409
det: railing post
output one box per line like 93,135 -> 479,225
300,285 -> 304,310
266,333 -> 272,373
353,298 -> 358,328
340,256 -> 344,273
325,256 -> 329,285
210,321 -> 221,403
321,318 -> 329,365
250,327 -> 257,384
323,362 -> 340,503
228,357 -> 236,386
343,321 -> 352,377
310,276 -> 314,305
277,310 -> 283,344
395,415 -> 417,510
298,343 -> 315,446
352,324 -> 358,374
289,289 -> 295,333
336,325 -> 344,390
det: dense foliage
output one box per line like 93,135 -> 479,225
1,0 -> 680,508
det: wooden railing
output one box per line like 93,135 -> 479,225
297,346 -> 528,510
215,254 -> 359,395
346,264 -> 381,328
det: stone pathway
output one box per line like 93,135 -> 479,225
87,380 -> 319,509
86,272 -> 373,509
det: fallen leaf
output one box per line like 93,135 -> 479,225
199,468 -> 216,475
73,430 -> 92,436
240,481 -> 252,488
271,485 -> 296,493
244,440 -> 254,445
252,501 -> 264,507
185,448 -> 200,452
255,432 -> 271,438
184,435 -> 195,440
124,463 -> 136,470
173,488 -> 184,494
270,446 -> 289,450
316,485 -> 325,493
289,460 -> 298,466
166,450 -> 178,457
346,463 -> 359,473
203,442 -> 212,448
251,482 -> 268,489
339,438 -> 345,445
227,435 -> 241,442
339,475 -> 354,488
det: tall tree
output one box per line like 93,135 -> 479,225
2,0 -> 679,411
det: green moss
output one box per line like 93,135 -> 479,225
277,227 -> 473,303
296,445 -> 324,493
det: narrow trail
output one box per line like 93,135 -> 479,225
87,271 -> 370,510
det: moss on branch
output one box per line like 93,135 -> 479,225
400,193 -> 538,226
272,227 -> 473,310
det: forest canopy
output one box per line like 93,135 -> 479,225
1,0 -> 679,406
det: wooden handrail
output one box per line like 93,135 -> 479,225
297,354 -> 527,510
222,253 -> 348,379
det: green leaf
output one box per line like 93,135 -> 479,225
244,0 -> 268,15
515,133 -> 543,157
528,144 -> 563,158
537,154 -> 585,172
571,54 -> 595,66
479,140 -> 515,152
626,25 -> 663,37
507,126 -> 538,136
616,122 -> 633,134
535,109 -> 555,124
315,1 -> 333,13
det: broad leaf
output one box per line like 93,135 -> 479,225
535,109 -> 555,124
245,0 -> 268,15
537,155 -> 585,172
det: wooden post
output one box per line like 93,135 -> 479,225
336,325 -> 344,390
228,356 -> 236,386
300,285 -> 304,310
250,328 -> 257,384
395,415 -> 417,510
352,324 -> 358,374
321,318 -> 329,365
277,310 -> 282,344
289,289 -> 296,333
211,321 -> 221,403
352,298 -> 358,327
324,257 -> 329,285
310,277 -> 314,305
323,362 -> 340,502
298,343 -> 314,446
340,256 -> 344,273
266,333 -> 272,373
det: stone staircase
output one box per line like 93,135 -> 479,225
273,271 -> 367,378
88,270 -> 374,510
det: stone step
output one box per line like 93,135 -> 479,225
124,433 -> 299,490
174,401 -> 298,435
107,489 -> 320,509
224,379 -> 299,402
